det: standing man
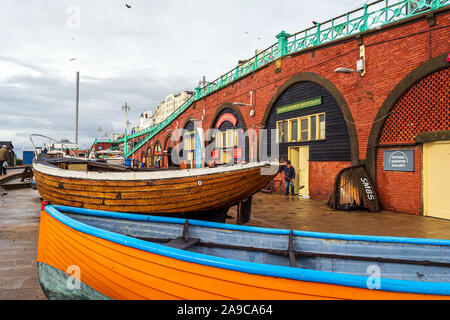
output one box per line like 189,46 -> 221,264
278,158 -> 288,175
284,160 -> 296,196
0,145 -> 9,175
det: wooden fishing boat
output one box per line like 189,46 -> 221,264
37,204 -> 450,300
33,155 -> 279,220
96,149 -> 124,165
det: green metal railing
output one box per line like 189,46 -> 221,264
121,0 -> 448,158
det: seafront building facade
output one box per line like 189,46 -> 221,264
139,91 -> 194,131
92,1 -> 450,220
139,110 -> 155,131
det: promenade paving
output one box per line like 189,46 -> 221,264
229,193 -> 450,240
0,188 -> 45,300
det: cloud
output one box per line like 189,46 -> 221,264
0,0 -> 359,157
0,61 -> 194,156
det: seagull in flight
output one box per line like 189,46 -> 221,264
126,4 -> 131,8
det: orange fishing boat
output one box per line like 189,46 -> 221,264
33,154 -> 279,220
37,204 -> 450,300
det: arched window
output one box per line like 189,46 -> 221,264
210,108 -> 248,164
183,121 -> 196,169
146,147 -> 152,168
153,141 -> 162,168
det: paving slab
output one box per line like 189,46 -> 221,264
0,188 -> 45,300
228,193 -> 450,240
1,187 -> 449,300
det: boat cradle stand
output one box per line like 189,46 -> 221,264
235,196 -> 253,225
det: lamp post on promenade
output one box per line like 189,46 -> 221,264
75,71 -> 80,144
122,102 -> 131,156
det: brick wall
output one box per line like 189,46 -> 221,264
129,11 -> 450,212
94,142 -> 111,152
376,146 -> 422,215
375,65 -> 449,215
309,161 -> 353,201
130,13 -> 449,157
380,67 -> 450,144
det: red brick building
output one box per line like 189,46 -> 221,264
122,5 -> 450,218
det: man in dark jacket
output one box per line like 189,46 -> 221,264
283,160 -> 296,196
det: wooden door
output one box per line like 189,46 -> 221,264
288,147 -> 300,194
298,146 -> 309,197
423,141 -> 450,219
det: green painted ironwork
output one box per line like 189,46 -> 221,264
121,0 -> 448,158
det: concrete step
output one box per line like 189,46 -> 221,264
1,182 -> 31,190
0,172 -> 23,184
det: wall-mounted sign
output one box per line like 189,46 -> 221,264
383,149 -> 414,172
276,96 -> 322,115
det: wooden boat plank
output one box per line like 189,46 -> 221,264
36,184 -> 105,205
35,169 -> 257,195
35,165 -> 257,187
37,173 -> 268,212
39,192 -> 84,208
37,172 -> 254,204
35,164 -> 274,212
106,174 -> 270,210
34,158 -> 280,214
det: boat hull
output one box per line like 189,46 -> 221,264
37,262 -> 110,300
33,161 -> 277,215
37,206 -> 450,300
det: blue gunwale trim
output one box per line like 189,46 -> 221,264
44,205 -> 450,296
53,205 -> 450,246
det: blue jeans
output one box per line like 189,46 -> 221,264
285,180 -> 295,195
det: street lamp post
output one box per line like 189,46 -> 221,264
122,102 -> 131,156
97,127 -> 103,139
75,71 -> 80,144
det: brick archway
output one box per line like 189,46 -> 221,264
365,52 -> 450,183
209,103 -> 248,132
163,133 -> 176,168
261,72 -> 359,164
208,103 -> 250,164
145,146 -> 152,168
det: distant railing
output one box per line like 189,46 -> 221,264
30,134 -> 80,159
121,0 -> 448,157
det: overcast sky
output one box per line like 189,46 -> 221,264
0,0 -> 364,156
